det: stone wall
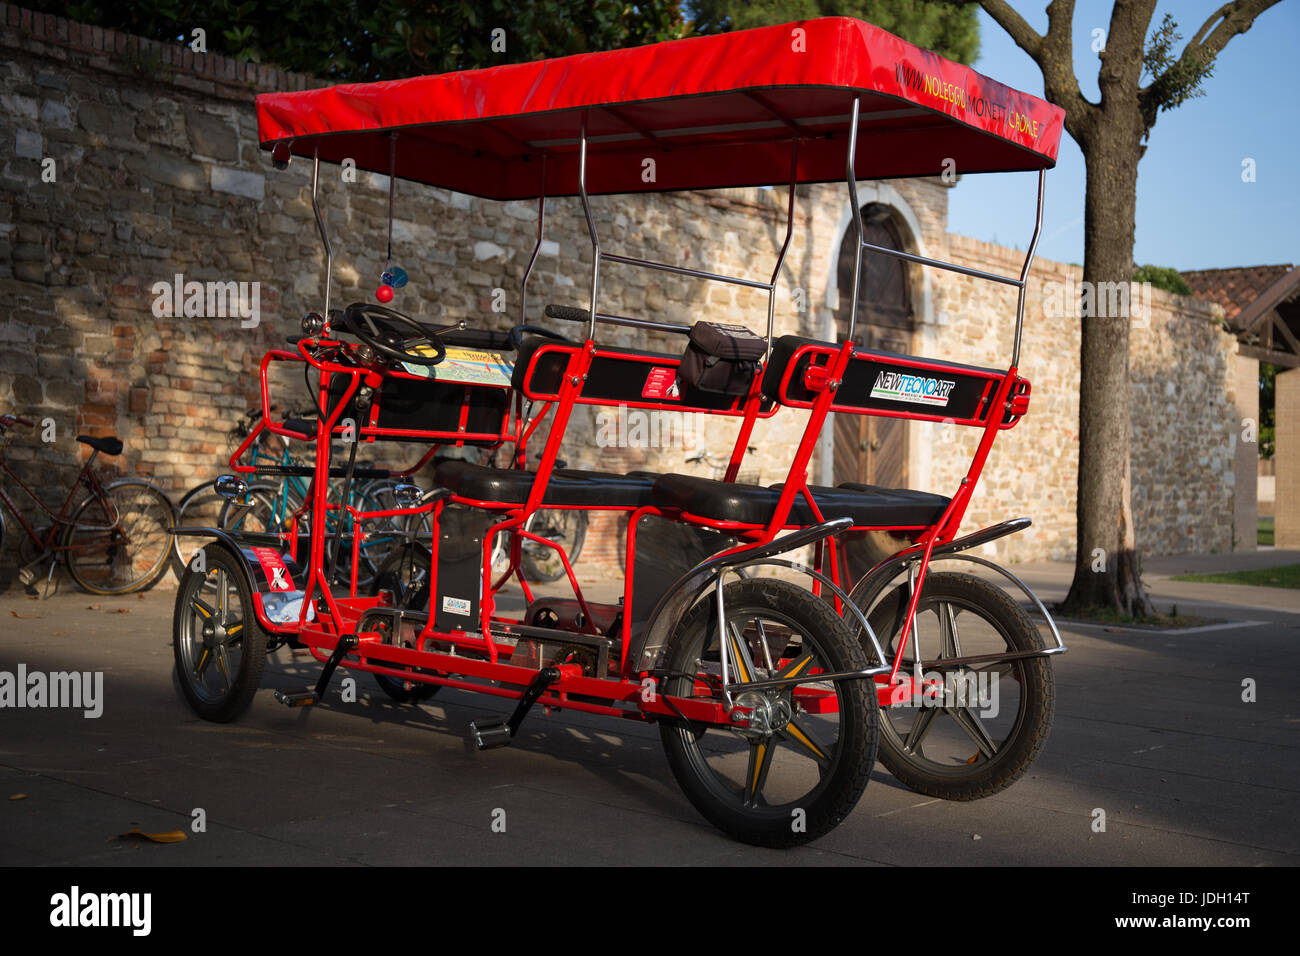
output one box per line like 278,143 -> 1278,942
0,3 -> 1246,576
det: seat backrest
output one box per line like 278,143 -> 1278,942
514,337 -> 775,417
762,335 -> 1018,426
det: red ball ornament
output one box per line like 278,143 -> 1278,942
375,284 -> 394,303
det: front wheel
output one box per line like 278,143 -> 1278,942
173,544 -> 267,722
64,479 -> 175,595
659,579 -> 878,848
858,571 -> 1055,801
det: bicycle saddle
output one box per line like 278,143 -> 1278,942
76,435 -> 123,456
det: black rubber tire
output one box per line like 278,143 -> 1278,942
659,579 -> 877,848
368,544 -> 439,703
862,571 -> 1054,801
64,479 -> 175,595
172,544 -> 268,723
519,509 -> 588,583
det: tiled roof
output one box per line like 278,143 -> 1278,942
1182,264 -> 1294,319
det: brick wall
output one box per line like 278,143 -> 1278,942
0,3 -> 1246,575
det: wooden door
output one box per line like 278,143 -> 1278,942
833,206 -> 912,490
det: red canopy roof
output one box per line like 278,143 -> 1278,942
257,17 -> 1064,200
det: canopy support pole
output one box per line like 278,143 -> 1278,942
574,124 -> 800,350
577,114 -> 602,341
1012,169 -> 1046,368
520,154 -> 548,324
844,101 -> 1048,366
765,137 -> 799,350
311,149 -> 333,326
845,97 -> 865,345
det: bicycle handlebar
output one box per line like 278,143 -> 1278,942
0,414 -> 34,429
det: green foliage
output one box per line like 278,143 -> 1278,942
35,1 -> 689,80
688,0 -> 980,64
1143,13 -> 1214,113
1132,264 -> 1192,296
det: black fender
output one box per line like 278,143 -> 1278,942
625,517 -> 852,677
170,527 -> 309,632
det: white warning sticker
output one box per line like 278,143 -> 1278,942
441,596 -> 472,616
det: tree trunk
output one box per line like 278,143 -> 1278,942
1061,127 -> 1156,618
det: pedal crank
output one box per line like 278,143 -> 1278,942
469,664 -> 575,750
274,633 -> 359,708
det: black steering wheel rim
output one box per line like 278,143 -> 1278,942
341,302 -> 447,367
508,324 -> 577,351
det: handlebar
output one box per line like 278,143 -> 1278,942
544,304 -> 590,325
1,414 -> 35,427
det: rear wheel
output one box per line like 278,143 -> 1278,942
173,545 -> 267,722
368,544 -> 439,703
659,579 -> 877,848
519,509 -> 588,583
64,479 -> 174,595
858,571 -> 1054,800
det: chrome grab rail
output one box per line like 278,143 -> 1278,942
844,95 -> 1046,364
575,116 -> 800,351
310,150 -> 333,326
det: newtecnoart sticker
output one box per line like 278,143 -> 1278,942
869,371 -> 956,407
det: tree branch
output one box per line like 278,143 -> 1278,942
977,0 -> 1043,61
1139,0 -> 1282,116
1184,0 -> 1281,61
1039,0 -> 1098,136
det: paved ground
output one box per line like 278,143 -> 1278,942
0,551 -> 1297,866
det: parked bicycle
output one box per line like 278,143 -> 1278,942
173,406 -> 408,589
0,413 -> 175,596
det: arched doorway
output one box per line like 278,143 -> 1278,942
833,204 -> 914,488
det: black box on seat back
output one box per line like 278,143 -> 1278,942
327,374 -> 510,444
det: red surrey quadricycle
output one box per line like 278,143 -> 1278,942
172,17 -> 1068,847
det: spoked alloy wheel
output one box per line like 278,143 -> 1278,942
173,545 -> 267,722
65,479 -> 175,595
659,579 -> 877,848
860,571 -> 1054,800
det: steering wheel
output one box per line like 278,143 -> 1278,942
508,324 -> 578,351
340,303 -> 447,367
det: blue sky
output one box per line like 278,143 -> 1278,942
945,1 -> 1298,271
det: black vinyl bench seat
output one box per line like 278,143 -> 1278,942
648,473 -> 949,528
434,461 -> 658,507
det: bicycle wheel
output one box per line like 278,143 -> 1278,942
173,544 -> 267,722
219,485 -> 290,536
659,579 -> 877,848
857,571 -> 1055,801
519,509 -> 588,583
348,480 -> 408,591
367,544 -> 439,703
64,479 -> 175,595
170,479 -> 230,581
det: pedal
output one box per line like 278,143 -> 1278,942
466,665 -> 571,751
469,721 -> 512,750
274,687 -> 318,707
17,568 -> 34,587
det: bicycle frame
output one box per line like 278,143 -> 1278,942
0,442 -> 116,558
